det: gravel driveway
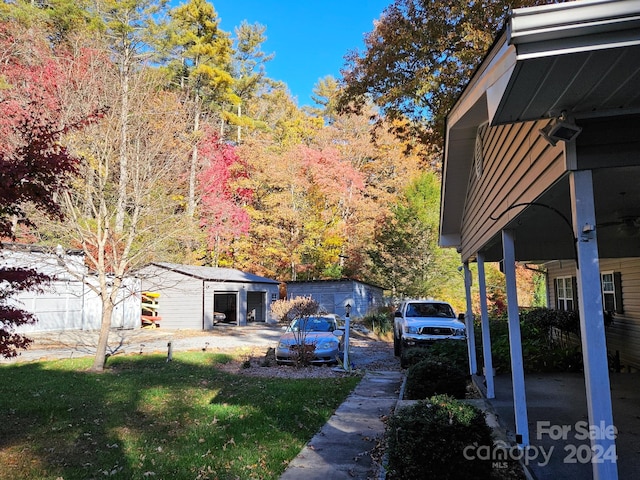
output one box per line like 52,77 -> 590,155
2,324 -> 401,376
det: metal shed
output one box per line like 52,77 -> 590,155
2,245 -> 140,333
285,279 -> 384,318
138,263 -> 281,329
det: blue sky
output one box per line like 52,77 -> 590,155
203,1 -> 391,107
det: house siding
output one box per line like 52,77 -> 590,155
3,247 -> 141,333
547,258 -> 640,370
461,119 -> 565,261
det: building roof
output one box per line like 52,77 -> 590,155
440,0 -> 640,249
150,262 -> 280,284
287,278 -> 384,290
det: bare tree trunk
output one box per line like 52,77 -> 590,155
237,104 -> 241,143
187,98 -> 201,218
91,289 -> 114,371
115,49 -> 130,233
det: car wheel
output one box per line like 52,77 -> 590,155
399,342 -> 408,368
393,334 -> 400,356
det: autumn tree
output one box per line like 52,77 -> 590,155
166,0 -> 235,217
46,66 -> 192,371
0,21 -> 100,357
338,0 -> 547,152
0,0 -> 98,44
197,132 -> 252,266
99,0 -> 167,234
225,20 -> 275,142
367,171 -> 461,300
310,79 -> 425,277
232,130 -> 365,281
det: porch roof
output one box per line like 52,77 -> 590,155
440,0 -> 640,254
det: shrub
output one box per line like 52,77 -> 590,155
400,340 -> 469,371
386,395 -> 493,480
427,339 -> 470,370
400,346 -> 432,368
361,307 -> 394,336
270,296 -> 319,324
475,308 -> 585,374
404,358 -> 468,400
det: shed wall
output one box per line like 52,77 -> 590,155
141,267 -> 203,330
140,265 -> 280,329
13,278 -> 140,333
286,281 -> 384,318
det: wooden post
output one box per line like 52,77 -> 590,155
502,229 -> 529,446
477,253 -> 495,399
570,169 -> 618,480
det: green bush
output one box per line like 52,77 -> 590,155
387,395 -> 493,480
404,358 -> 468,400
475,308 -> 585,374
400,346 -> 432,368
400,340 -> 469,371
427,339 -> 470,370
361,307 -> 394,335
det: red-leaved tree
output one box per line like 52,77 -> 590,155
198,132 -> 252,266
0,23 -> 100,357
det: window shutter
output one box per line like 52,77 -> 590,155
571,276 -> 578,312
554,278 -> 560,309
614,271 -> 624,314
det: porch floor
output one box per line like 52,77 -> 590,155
481,372 -> 640,479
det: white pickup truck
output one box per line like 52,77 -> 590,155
393,299 -> 467,358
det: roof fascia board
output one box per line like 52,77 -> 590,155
510,0 -> 640,58
441,35 -> 516,248
447,31 -> 515,129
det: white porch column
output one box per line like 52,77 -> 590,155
477,253 -> 495,399
463,262 -> 478,375
569,169 -> 618,480
502,229 -> 529,446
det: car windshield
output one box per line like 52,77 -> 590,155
289,317 -> 336,332
406,303 -> 454,318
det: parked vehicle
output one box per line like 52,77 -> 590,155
276,315 -> 344,365
393,299 -> 466,358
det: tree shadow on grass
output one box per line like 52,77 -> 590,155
0,352 -> 358,480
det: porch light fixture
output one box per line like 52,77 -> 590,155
539,116 -> 582,146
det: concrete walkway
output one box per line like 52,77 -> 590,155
279,370 -> 403,480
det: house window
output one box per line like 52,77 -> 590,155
601,271 -> 623,314
601,272 -> 615,312
556,276 -> 574,311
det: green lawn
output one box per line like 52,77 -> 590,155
0,352 -> 360,480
